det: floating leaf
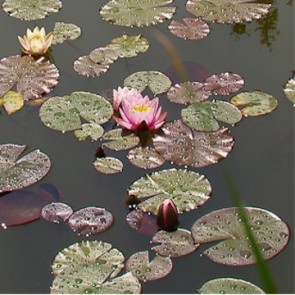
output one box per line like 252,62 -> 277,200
0,91 -> 24,114
41,202 -> 73,223
168,18 -> 210,40
181,101 -> 242,132
0,55 -> 59,100
93,157 -> 123,174
128,168 -> 211,214
283,78 -> 295,105
107,35 -> 149,58
100,0 -> 176,27
167,81 -> 211,104
52,22 -> 81,44
152,228 -> 198,257
153,120 -> 234,168
40,92 -> 113,132
102,129 -> 140,151
230,91 -> 278,116
191,207 -> 290,265
89,48 -> 119,64
74,123 -> 104,141
124,71 -> 172,95
128,147 -> 165,169
126,251 -> 172,281
0,144 -> 51,193
198,278 -> 265,294
2,0 -> 62,20
186,0 -> 271,24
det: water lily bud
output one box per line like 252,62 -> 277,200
157,199 -> 179,231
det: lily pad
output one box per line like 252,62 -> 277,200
39,91 -> 113,132
89,48 -> 119,64
186,0 -> 271,24
100,0 -> 176,27
107,35 -> 149,58
74,123 -> 104,141
41,202 -> 73,223
191,207 -> 290,265
93,157 -> 123,174
0,55 -> 59,100
230,91 -> 278,116
152,228 -> 198,257
198,278 -> 265,294
0,144 -> 51,193
128,168 -> 211,214
283,78 -> 295,105
153,120 -> 234,168
181,101 -> 242,131
2,0 -> 62,20
124,71 -> 172,95
126,251 -> 172,281
0,91 -> 24,114
168,18 -> 210,40
52,22 -> 81,44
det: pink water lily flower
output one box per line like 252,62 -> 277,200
112,87 -> 142,112
113,87 -> 167,131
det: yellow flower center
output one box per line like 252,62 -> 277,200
132,104 -> 151,113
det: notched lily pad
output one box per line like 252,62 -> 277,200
89,48 -> 119,65
283,78 -> 295,105
191,207 -> 290,265
52,22 -> 81,44
0,91 -> 24,114
41,202 -> 73,223
74,123 -> 104,141
93,157 -> 123,174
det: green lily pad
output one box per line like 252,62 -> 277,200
2,0 -> 62,20
152,229 -> 198,257
198,278 -> 265,294
181,101 -> 242,132
191,207 -> 290,266
283,78 -> 295,105
126,251 -> 172,281
107,35 -> 149,58
93,157 -> 123,174
230,91 -> 278,117
124,71 -> 172,95
74,123 -> 104,141
52,22 -> 81,45
0,91 -> 24,114
0,144 -> 51,193
128,168 -> 211,214
89,48 -> 119,64
39,91 -> 113,132
100,0 -> 176,27
186,0 -> 271,24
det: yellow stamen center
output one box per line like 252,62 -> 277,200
132,104 -> 151,113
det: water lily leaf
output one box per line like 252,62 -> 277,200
128,147 -> 165,169
74,123 -> 104,141
39,91 -> 113,132
152,228 -> 198,257
198,278 -> 265,294
0,144 -> 51,193
107,35 -> 149,58
93,157 -> 123,174
89,48 -> 119,64
52,22 -> 81,45
0,91 -> 24,114
41,202 -> 73,223
2,0 -> 62,20
100,0 -> 176,27
128,168 -> 211,214
167,81 -> 211,104
153,120 -> 234,168
124,71 -> 172,95
191,207 -> 290,266
102,129 -> 140,151
186,0 -> 271,24
181,101 -> 242,132
168,18 -> 210,40
0,55 -> 59,100
230,91 -> 278,116
126,251 -> 172,281
283,78 -> 295,105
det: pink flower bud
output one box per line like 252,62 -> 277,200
157,199 -> 179,231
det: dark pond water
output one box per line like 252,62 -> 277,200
0,0 -> 294,293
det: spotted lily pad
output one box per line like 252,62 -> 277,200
89,48 -> 119,64
168,18 -> 210,40
100,0 -> 176,27
93,157 -> 123,174
128,168 -> 211,214
230,91 -> 278,116
107,35 -> 149,58
0,144 -> 51,193
39,92 -> 113,132
2,0 -> 62,20
41,202 -> 73,223
0,91 -> 24,114
52,22 -> 81,45
283,78 -> 295,105
126,251 -> 172,281
191,207 -> 290,265
181,101 -> 242,131
153,120 -> 234,168
198,278 -> 265,294
124,71 -> 172,95
186,0 -> 271,24
74,123 -> 104,141
152,228 -> 198,257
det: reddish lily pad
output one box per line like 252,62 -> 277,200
89,48 -> 119,64
41,202 -> 73,223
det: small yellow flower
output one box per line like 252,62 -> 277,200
18,27 -> 53,55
